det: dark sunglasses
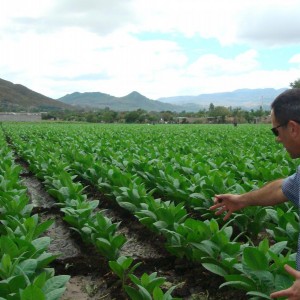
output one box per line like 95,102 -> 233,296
271,120 -> 300,136
271,123 -> 287,136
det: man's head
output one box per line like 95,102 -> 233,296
271,88 -> 300,158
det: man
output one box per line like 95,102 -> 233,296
210,88 -> 300,299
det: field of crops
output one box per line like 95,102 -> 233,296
0,122 -> 299,300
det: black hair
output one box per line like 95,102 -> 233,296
271,88 -> 300,124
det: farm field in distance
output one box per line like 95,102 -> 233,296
0,122 -> 299,300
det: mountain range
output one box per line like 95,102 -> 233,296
58,88 -> 287,112
58,91 -> 192,112
157,88 -> 288,109
0,77 -> 287,112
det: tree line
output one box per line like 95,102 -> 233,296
42,105 -> 270,124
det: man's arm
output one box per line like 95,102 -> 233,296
210,179 -> 288,220
240,178 -> 288,206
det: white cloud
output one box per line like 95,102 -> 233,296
235,0 -> 300,45
3,0 -> 136,36
131,0 -> 239,44
131,0 -> 300,46
0,0 -> 300,100
187,50 -> 259,77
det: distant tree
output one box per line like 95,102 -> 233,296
209,103 -> 215,112
147,112 -> 160,123
232,107 -> 241,117
86,113 -> 98,123
290,78 -> 300,88
209,106 -> 229,117
103,110 -> 117,123
243,111 -> 253,123
196,108 -> 207,118
208,106 -> 230,123
253,106 -> 264,118
161,111 -> 174,122
42,113 -> 57,120
125,111 -> 140,123
137,113 -> 147,123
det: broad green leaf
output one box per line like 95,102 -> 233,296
202,263 -> 228,277
34,220 -> 54,238
119,256 -> 133,269
108,261 -> 124,279
0,282 -> 10,296
118,202 -> 137,212
111,234 -> 126,249
1,254 -> 12,275
0,236 -> 19,258
33,272 -> 47,289
45,287 -> 67,300
153,286 -> 164,300
258,239 -> 269,254
136,285 -> 152,300
250,270 -> 274,292
31,237 -> 51,252
274,274 -> 294,291
223,274 -> 256,291
42,275 -> 70,294
21,285 -> 45,300
124,286 -> 142,300
16,259 -> 37,277
146,277 -> 165,293
222,242 -> 241,256
36,253 -> 58,269
269,241 -> 288,255
153,221 -> 168,230
8,275 -> 27,291
220,280 -> 253,292
246,291 -> 271,299
243,247 -> 268,270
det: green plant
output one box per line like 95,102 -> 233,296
109,256 -> 141,287
221,239 -> 295,299
125,272 -> 181,300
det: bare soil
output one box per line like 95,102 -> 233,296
19,161 -> 247,300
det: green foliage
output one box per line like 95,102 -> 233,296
3,122 -> 299,299
125,272 -> 180,300
109,256 -> 142,287
265,207 -> 299,249
220,240 -> 295,298
290,78 -> 300,88
0,135 -> 69,299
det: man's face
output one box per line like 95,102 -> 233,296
271,110 -> 300,159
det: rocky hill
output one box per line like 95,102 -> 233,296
0,78 -> 72,112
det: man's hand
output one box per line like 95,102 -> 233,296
209,194 -> 246,221
270,264 -> 300,299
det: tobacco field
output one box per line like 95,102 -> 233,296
0,122 -> 299,300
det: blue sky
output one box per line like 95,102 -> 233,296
0,0 -> 300,100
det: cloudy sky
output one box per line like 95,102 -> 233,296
1,0 -> 300,100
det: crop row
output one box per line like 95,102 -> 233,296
0,127 -> 69,300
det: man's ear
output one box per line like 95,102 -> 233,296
289,120 -> 300,138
